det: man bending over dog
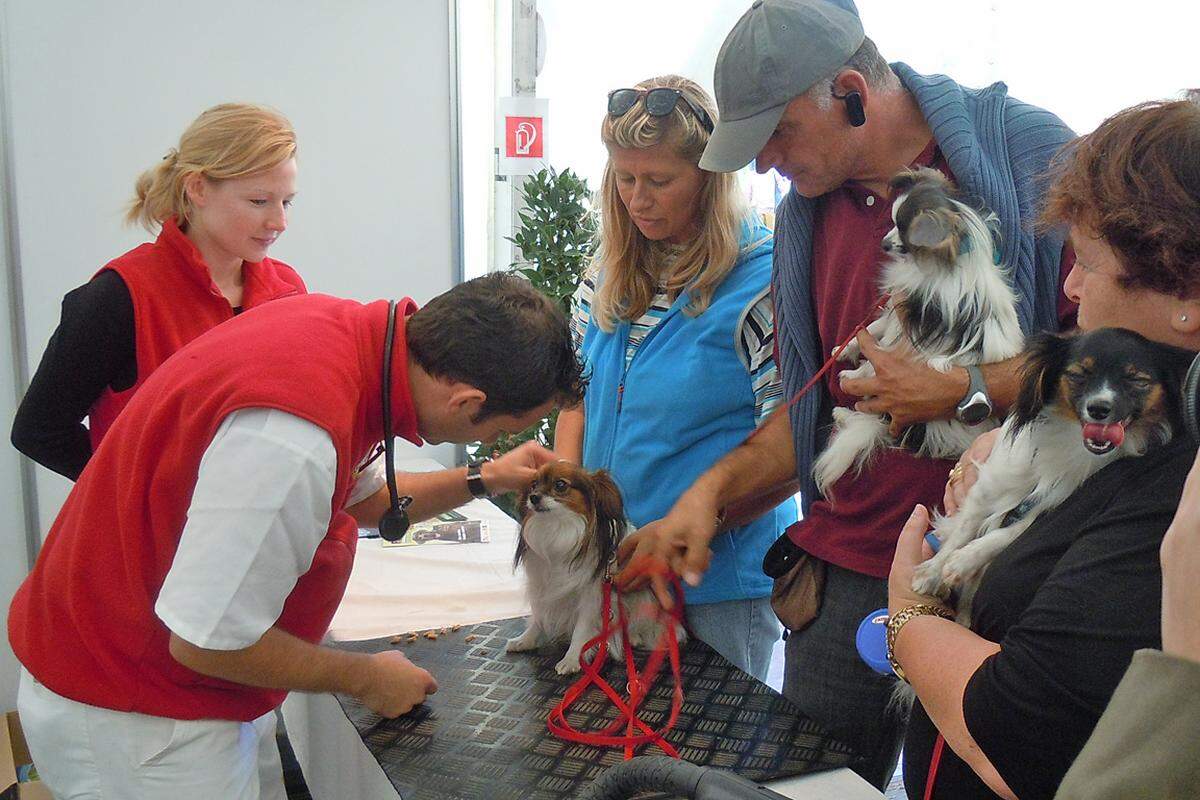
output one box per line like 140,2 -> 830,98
617,0 -> 1075,788
9,274 -> 585,800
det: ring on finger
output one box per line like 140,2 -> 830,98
948,462 -> 966,484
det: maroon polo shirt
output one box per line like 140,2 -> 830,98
787,141 -> 1076,577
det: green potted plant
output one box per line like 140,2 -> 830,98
470,166 -> 595,518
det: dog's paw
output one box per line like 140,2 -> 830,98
835,343 -> 861,363
839,362 -> 873,382
911,559 -> 949,598
831,406 -> 853,424
555,652 -> 582,675
505,632 -> 539,653
941,549 -> 984,588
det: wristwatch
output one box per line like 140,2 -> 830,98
466,458 -> 491,499
955,365 -> 993,425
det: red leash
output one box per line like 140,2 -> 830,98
546,574 -> 686,759
923,733 -> 946,800
750,292 -> 890,441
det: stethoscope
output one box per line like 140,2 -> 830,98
377,300 -> 413,542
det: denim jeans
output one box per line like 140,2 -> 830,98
782,561 -> 908,789
685,595 -> 781,683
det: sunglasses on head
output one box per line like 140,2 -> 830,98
607,87 -> 715,135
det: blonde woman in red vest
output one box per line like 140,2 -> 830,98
11,103 -> 306,480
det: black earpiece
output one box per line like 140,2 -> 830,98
378,300 -> 414,542
832,90 -> 866,127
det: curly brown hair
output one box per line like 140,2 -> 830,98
1043,99 -> 1200,298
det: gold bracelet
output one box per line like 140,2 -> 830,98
886,603 -> 955,682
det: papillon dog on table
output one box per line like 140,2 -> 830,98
913,327 -> 1192,621
506,461 -> 685,675
814,167 -> 1025,497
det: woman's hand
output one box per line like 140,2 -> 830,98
481,441 -> 556,494
887,504 -> 945,616
1161,449 -> 1200,663
943,429 -> 1001,515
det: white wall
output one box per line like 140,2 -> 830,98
0,15 -> 33,708
1,0 -> 462,706
4,0 -> 461,532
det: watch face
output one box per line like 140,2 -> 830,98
958,399 -> 991,426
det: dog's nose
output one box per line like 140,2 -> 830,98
881,240 -> 893,252
1085,399 -> 1113,421
528,493 -> 541,507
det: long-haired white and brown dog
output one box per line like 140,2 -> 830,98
912,327 -> 1192,620
814,167 -> 1025,496
506,461 -> 685,675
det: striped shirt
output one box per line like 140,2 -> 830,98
571,272 -> 782,425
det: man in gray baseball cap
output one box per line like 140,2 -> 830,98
699,0 -> 863,172
617,0 -> 1077,792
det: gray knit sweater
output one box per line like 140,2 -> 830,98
772,62 -> 1075,514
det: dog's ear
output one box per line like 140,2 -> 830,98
589,469 -> 626,578
1151,340 -> 1196,434
513,483 -> 533,568
906,208 -> 963,265
889,167 -> 921,195
1013,332 -> 1072,433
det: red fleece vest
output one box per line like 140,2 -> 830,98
88,218 -> 307,448
9,294 -> 420,721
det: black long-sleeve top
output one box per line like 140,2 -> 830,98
11,271 -> 242,480
12,272 -> 137,479
903,436 -> 1196,799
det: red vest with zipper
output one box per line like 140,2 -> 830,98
9,294 -> 420,721
87,217 -> 307,448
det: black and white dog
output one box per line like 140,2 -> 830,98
506,461 -> 684,674
912,327 -> 1192,618
814,168 -> 1024,496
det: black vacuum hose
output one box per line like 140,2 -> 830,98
575,756 -> 793,800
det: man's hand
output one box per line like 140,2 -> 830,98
840,331 -> 969,437
615,491 -> 720,608
482,441 -> 556,494
353,651 -> 439,718
943,429 -> 1001,515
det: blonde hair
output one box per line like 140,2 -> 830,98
126,103 -> 297,232
590,75 -> 760,331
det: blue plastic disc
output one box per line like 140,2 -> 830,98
856,607 -> 893,675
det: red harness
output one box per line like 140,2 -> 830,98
546,574 -> 686,760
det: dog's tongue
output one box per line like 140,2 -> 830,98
1083,422 -> 1125,447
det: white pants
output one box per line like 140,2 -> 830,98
17,669 -> 287,800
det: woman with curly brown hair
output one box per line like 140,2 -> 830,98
885,97 -> 1200,800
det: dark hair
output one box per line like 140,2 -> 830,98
1043,100 -> 1200,298
407,273 -> 587,419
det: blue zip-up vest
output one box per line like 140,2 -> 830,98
582,223 -> 798,605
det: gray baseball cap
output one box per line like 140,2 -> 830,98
699,0 -> 864,173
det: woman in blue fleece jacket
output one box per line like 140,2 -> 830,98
555,75 -> 796,682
